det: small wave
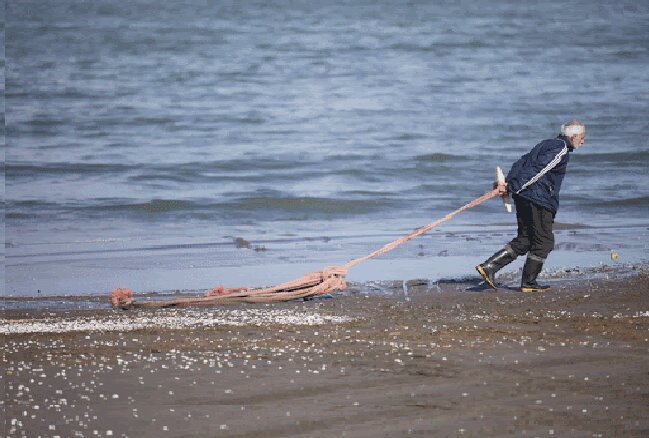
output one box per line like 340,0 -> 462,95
573,150 -> 649,163
414,153 -> 466,162
25,116 -> 67,127
205,158 -> 311,172
586,196 -> 649,208
163,158 -> 312,174
131,116 -> 177,126
5,199 -> 200,215
6,212 -> 35,220
7,195 -> 398,219
7,159 -> 317,183
92,199 -> 197,213
217,196 -> 394,215
389,39 -> 488,52
613,50 -> 646,59
389,132 -> 430,141
128,161 -> 322,185
341,190 -> 396,198
6,162 -> 134,178
327,153 -> 374,162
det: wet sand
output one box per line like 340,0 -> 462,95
3,268 -> 649,437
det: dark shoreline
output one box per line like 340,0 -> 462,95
2,262 -> 646,310
6,221 -> 648,299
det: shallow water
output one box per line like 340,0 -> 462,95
4,1 -> 649,296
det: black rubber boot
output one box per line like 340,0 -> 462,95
520,256 -> 551,293
476,248 -> 517,290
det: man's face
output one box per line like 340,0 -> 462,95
571,131 -> 586,149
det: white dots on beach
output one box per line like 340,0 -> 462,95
2,309 -> 355,335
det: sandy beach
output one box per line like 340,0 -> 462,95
3,266 -> 649,438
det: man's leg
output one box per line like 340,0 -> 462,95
520,204 -> 554,292
475,196 -> 530,289
508,195 -> 533,256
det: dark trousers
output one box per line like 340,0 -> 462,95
507,195 -> 555,260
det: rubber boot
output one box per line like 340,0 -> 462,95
520,256 -> 551,293
475,248 -> 517,290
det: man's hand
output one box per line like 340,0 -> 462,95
493,181 -> 507,195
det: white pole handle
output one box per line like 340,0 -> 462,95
496,166 -> 512,213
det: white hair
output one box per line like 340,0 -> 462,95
561,120 -> 586,137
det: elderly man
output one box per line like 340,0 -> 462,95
476,120 -> 586,292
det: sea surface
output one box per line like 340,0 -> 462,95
4,0 -> 649,296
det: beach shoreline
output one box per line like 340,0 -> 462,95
3,265 -> 648,437
5,221 -> 648,298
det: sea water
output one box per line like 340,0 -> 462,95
4,0 -> 649,295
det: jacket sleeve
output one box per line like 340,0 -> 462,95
508,140 -> 569,195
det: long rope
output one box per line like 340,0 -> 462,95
112,189 -> 501,308
344,188 -> 500,268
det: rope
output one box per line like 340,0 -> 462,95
112,189 -> 500,309
343,189 -> 500,269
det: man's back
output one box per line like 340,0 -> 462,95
506,136 -> 573,214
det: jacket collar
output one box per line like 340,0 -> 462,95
557,135 -> 575,151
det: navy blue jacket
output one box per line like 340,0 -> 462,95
506,135 -> 574,214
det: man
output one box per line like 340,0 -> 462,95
476,120 -> 586,292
